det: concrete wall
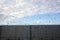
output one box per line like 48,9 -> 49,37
1,26 -> 30,40
1,25 -> 60,40
0,26 -> 2,40
32,25 -> 60,40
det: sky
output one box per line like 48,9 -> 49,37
0,0 -> 60,25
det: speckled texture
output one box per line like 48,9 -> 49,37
0,0 -> 60,25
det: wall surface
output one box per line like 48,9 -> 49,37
1,25 -> 60,40
0,26 -> 2,40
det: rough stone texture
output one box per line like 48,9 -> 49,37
1,26 -> 60,40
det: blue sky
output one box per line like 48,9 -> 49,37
1,12 -> 60,25
0,0 -> 60,25
8,12 -> 60,25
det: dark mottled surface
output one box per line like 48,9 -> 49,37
0,25 -> 60,40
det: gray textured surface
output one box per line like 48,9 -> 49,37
1,26 -> 60,40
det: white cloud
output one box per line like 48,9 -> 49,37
0,0 -> 60,24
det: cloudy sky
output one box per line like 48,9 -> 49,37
0,0 -> 60,25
